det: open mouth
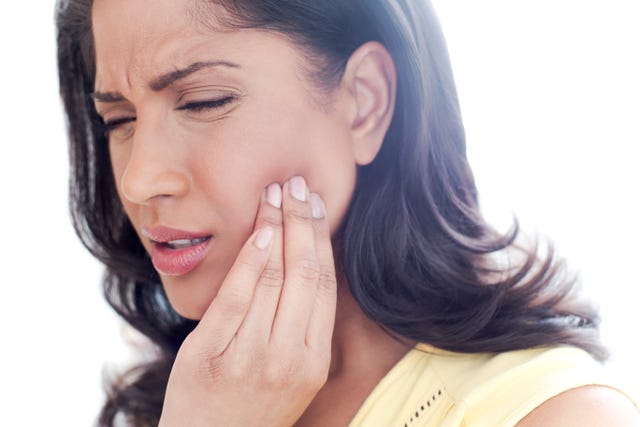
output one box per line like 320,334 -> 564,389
141,226 -> 215,276
156,236 -> 211,250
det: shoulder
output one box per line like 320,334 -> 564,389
348,345 -> 637,427
427,344 -> 602,400
516,385 -> 640,426
421,345 -> 638,426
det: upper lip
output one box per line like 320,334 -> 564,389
141,225 -> 213,243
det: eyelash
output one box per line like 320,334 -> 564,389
103,96 -> 237,131
104,117 -> 135,131
176,95 -> 236,113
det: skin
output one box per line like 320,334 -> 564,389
93,0 -> 409,424
92,0 -> 357,319
517,386 -> 640,427
91,0 -> 640,425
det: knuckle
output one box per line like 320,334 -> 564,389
259,356 -> 326,393
221,351 -> 256,383
227,360 -> 250,383
285,206 -> 312,224
317,265 -> 337,289
263,361 -> 296,388
218,290 -> 250,318
292,258 -> 321,282
237,257 -> 263,275
312,216 -> 330,235
260,212 -> 283,229
258,264 -> 285,288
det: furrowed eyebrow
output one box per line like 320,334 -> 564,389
149,60 -> 240,91
91,91 -> 126,103
92,60 -> 240,103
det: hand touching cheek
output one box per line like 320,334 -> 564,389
159,177 -> 337,427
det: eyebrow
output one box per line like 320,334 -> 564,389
91,91 -> 126,103
92,60 -> 240,103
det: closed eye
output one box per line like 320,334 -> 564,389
101,95 -> 236,133
176,96 -> 236,113
104,116 -> 136,131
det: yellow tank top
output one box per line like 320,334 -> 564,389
349,344 -> 633,427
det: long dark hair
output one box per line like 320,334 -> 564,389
56,0 -> 606,425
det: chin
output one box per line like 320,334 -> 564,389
168,298 -> 208,321
161,277 -> 215,321
171,304 -> 204,321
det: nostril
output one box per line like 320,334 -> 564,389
115,130 -> 192,204
120,167 -> 191,205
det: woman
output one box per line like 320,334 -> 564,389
56,0 -> 639,425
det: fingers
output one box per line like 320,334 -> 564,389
271,177 -> 337,349
305,193 -> 337,353
197,225 -> 274,356
197,176 -> 336,358
236,183 -> 285,345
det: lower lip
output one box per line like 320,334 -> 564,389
150,238 -> 213,276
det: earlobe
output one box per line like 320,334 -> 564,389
343,41 -> 397,166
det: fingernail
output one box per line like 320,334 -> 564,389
289,176 -> 307,202
254,227 -> 274,249
310,193 -> 325,219
266,183 -> 282,208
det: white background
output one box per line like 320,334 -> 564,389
0,1 -> 638,425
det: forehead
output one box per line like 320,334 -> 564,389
91,0 -> 244,37
92,0 -> 199,51
91,0 -> 178,82
91,0 -> 241,88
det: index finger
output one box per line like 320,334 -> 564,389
195,226 -> 274,356
270,176 -> 321,346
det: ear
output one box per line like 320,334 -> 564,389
342,41 -> 397,166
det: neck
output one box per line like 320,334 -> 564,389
327,277 -> 414,379
292,275 -> 416,426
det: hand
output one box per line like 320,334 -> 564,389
159,176 -> 337,427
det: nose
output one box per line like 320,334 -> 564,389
119,119 -> 191,205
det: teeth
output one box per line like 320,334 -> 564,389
166,237 -> 208,249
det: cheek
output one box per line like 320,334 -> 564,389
109,143 -> 134,216
250,114 -> 357,234
109,143 -> 125,189
300,150 -> 357,235
189,97 -> 358,233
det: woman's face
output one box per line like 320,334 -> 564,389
91,0 -> 358,319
